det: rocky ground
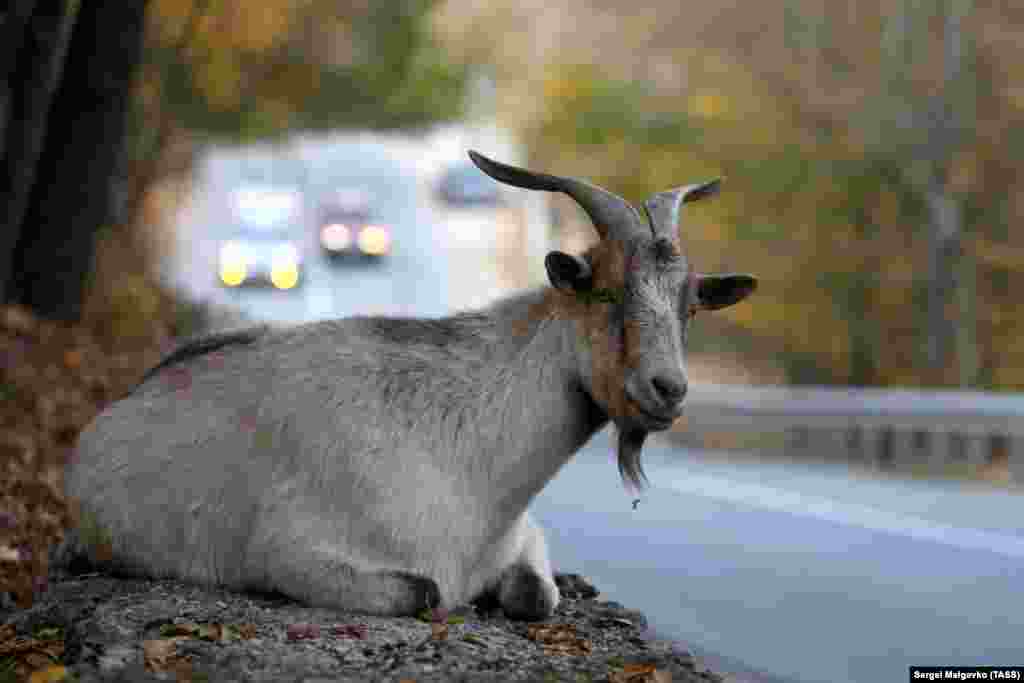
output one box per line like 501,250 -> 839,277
1,570 -> 724,683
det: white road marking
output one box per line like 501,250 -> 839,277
663,473 -> 1024,559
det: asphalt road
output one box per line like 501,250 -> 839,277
168,134 -> 1024,683
533,431 -> 1024,683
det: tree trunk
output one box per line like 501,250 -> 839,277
847,210 -> 880,387
923,185 -> 962,384
0,0 -> 78,304
8,0 -> 151,322
0,1 -> 39,156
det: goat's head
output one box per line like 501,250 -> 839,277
469,150 -> 757,491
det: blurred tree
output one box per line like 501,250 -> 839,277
1,0 -> 150,322
1,0 -> 469,324
0,0 -> 79,309
446,0 -> 1024,389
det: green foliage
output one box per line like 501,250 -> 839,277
32,626 -> 64,641
132,0 -> 470,151
0,656 -> 16,683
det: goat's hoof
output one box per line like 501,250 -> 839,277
498,566 -> 559,621
384,570 -> 441,613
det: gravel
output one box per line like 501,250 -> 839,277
1,570 -> 725,682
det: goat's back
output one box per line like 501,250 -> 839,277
59,316 -> 498,587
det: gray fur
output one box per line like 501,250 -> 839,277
60,290 -> 604,619
136,325 -> 271,386
58,151 -> 756,622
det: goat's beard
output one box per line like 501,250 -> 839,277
615,425 -> 649,493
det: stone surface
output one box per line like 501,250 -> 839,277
1,569 -> 725,682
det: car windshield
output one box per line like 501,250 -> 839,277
321,208 -> 370,224
231,223 -> 293,241
231,186 -> 300,238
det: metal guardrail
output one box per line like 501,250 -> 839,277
677,383 -> 1024,480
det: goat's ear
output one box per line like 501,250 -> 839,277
545,251 -> 593,293
695,273 -> 757,310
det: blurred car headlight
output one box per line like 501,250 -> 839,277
321,223 -> 352,251
219,242 -> 247,286
271,263 -> 300,290
357,225 -> 390,256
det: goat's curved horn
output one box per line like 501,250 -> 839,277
642,179 -> 721,240
468,150 -> 646,242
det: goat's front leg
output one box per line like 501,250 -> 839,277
248,517 -> 440,617
494,512 -> 560,621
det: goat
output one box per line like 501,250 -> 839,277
56,151 -> 757,621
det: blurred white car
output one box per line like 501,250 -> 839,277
218,186 -> 305,290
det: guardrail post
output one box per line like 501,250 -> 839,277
846,425 -> 863,462
965,435 -> 987,467
876,426 -> 895,469
789,426 -> 810,452
855,427 -> 879,468
927,429 -> 952,468
1008,436 -> 1024,484
949,431 -> 968,464
810,427 -> 848,461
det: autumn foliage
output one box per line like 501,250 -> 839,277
435,0 -> 1024,390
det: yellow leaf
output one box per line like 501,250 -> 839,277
29,665 -> 68,683
689,92 -> 728,119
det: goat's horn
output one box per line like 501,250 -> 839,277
468,150 -> 646,242
642,179 -> 721,240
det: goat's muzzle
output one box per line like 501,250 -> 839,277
624,367 -> 687,432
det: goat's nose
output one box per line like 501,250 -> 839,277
650,374 -> 687,407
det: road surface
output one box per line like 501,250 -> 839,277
532,430 -> 1024,683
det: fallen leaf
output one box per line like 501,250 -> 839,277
526,623 -> 593,656
0,633 -> 65,682
431,623 -> 448,641
236,623 -> 258,639
28,664 -> 68,682
608,662 -> 672,683
462,633 -> 488,647
157,621 -> 257,643
142,638 -> 192,677
63,350 -> 82,370
160,623 -> 199,638
331,624 -> 369,640
286,623 -> 321,641
32,627 -> 62,641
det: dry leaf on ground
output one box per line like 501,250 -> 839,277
159,621 -> 256,642
0,627 -> 66,681
608,661 -> 673,682
526,622 -> 593,656
28,664 -> 69,682
332,623 -> 369,640
286,622 -> 321,641
142,638 -> 193,677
